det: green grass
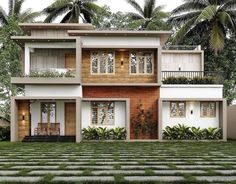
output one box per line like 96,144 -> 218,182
0,141 -> 236,183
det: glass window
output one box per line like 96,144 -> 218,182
91,51 -> 115,74
91,102 -> 115,125
41,103 -> 56,123
200,102 -> 216,118
130,51 -> 154,74
170,102 -> 186,118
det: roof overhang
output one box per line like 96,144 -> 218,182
19,23 -> 94,35
11,36 -> 77,47
67,30 -> 172,37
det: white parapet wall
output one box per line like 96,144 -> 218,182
25,85 -> 82,97
160,85 -> 223,99
162,101 -> 220,129
81,36 -> 160,47
81,101 -> 126,129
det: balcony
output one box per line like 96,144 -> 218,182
162,71 -> 223,84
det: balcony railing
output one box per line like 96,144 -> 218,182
162,71 -> 223,84
163,45 -> 201,50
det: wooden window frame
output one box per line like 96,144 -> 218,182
40,102 -> 57,123
90,51 -> 115,75
91,101 -> 115,126
200,102 -> 216,118
129,51 -> 154,75
170,101 -> 186,118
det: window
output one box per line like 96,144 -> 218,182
91,51 -> 115,74
200,102 -> 216,118
91,101 -> 115,125
170,102 -> 186,118
130,51 -> 154,74
41,103 -> 56,123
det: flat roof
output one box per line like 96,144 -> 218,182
67,30 -> 172,37
19,23 -> 94,35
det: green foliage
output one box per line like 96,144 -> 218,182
43,0 -> 100,23
0,16 -> 24,121
163,124 -> 222,140
169,0 -> 236,54
82,127 -> 126,140
163,76 -> 216,84
0,126 -> 10,141
24,71 -> 75,78
132,102 -> 157,138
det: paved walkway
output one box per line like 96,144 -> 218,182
0,142 -> 236,183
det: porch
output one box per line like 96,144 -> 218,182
11,97 -> 81,142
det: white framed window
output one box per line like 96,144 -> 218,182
200,102 -> 216,118
91,51 -> 115,74
170,102 -> 186,118
91,101 -> 115,125
130,51 -> 154,74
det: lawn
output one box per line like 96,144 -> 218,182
0,141 -> 236,183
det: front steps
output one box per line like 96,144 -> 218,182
22,135 -> 76,142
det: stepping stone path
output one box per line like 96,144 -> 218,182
0,142 -> 236,183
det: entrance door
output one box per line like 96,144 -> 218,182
65,54 -> 76,69
65,103 -> 76,136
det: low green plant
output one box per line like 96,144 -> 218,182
0,126 -> 10,141
82,127 -> 126,140
23,70 -> 75,78
163,76 -> 216,84
163,124 -> 222,140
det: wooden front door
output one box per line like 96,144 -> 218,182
65,103 -> 76,136
65,54 -> 76,69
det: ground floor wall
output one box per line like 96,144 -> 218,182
162,101 -> 220,129
227,105 -> 236,139
83,86 -> 160,139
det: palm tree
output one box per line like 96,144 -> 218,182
126,0 -> 168,29
43,0 -> 100,23
0,0 -> 40,25
169,0 -> 236,54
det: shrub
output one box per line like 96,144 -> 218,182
163,124 -> 222,140
22,71 -> 75,78
82,127 -> 126,140
163,76 -> 216,84
0,126 -> 10,141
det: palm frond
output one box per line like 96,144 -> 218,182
172,16 -> 197,44
172,2 -> 207,15
210,23 -> 225,54
14,0 -> 26,16
222,0 -> 236,10
0,6 -> 7,24
19,9 -> 40,23
152,5 -> 165,16
42,0 -> 72,14
196,5 -> 217,22
60,11 -> 71,23
8,0 -> 14,15
126,0 -> 144,16
144,0 -> 155,18
44,5 -> 70,23
218,11 -> 235,30
169,11 -> 201,25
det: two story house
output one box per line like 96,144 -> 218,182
10,23 -> 227,142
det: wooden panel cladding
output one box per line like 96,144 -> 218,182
162,52 -> 202,71
82,50 -> 157,83
65,103 -> 76,136
30,49 -> 76,70
18,100 -> 30,140
65,54 -> 76,69
31,30 -> 68,37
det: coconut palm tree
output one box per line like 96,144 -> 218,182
0,0 -> 40,25
126,0 -> 168,29
169,0 -> 236,54
43,0 -> 100,23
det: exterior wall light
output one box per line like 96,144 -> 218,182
178,65 -> 181,71
191,110 -> 193,115
121,60 -> 124,68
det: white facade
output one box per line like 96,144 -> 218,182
160,85 -> 223,99
162,101 -> 219,129
81,36 -> 160,47
25,85 -> 82,97
81,101 -> 126,129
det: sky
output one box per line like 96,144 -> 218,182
0,0 -> 183,22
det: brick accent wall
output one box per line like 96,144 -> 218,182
18,100 -> 30,140
83,86 -> 160,139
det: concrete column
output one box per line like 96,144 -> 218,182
24,45 -> 30,75
158,99 -> 163,140
157,47 -> 162,85
10,98 -> 18,142
76,38 -> 82,82
126,99 -> 130,141
76,97 -> 82,143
